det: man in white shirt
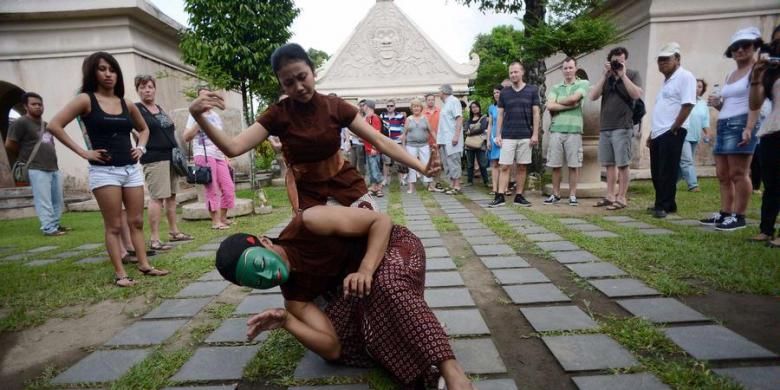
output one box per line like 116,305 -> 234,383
436,84 -> 464,194
648,42 -> 696,218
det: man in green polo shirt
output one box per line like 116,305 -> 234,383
545,57 -> 590,206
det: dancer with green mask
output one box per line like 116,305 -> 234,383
216,205 -> 474,390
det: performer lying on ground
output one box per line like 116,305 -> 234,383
215,205 -> 474,390
188,43 -> 439,212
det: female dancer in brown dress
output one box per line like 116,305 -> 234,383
216,205 -> 473,390
188,43 -> 439,211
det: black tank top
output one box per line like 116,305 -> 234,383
81,93 -> 134,166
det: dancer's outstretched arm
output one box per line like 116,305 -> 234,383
188,91 -> 269,157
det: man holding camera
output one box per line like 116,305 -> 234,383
589,47 -> 644,210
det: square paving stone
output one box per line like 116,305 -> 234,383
499,214 -> 528,221
426,271 -> 465,287
206,318 -> 270,344
663,325 -> 778,361
493,268 -> 550,285
520,306 -> 598,332
526,233 -> 565,242
198,269 -> 224,281
515,226 -> 551,235
3,253 -> 28,261
669,219 -> 700,226
210,235 -> 229,243
54,250 -> 85,259
175,281 -> 230,298
617,221 -> 655,229
569,224 -> 604,232
289,386 -> 369,390
427,258 -> 457,271
294,350 -> 370,379
420,238 -> 444,247
465,235 -> 504,245
74,243 -> 103,251
572,373 -> 670,390
249,286 -> 282,295
144,298 -> 212,319
537,241 -> 580,252
550,251 -> 601,264
450,217 -> 478,224
566,262 -> 627,279
406,214 -> 431,221
543,334 -> 638,372
637,228 -> 674,235
481,256 -> 529,269
425,288 -> 475,308
27,245 -> 58,253
234,294 -> 284,315
198,243 -> 221,251
473,244 -> 514,256
183,251 -> 216,260
171,345 -> 261,381
452,338 -> 507,374
411,223 -> 436,232
504,284 -> 570,304
415,230 -> 441,239
434,309 -> 490,336
582,231 -> 620,238
458,223 -> 486,230
105,319 -> 187,346
559,218 -> 589,225
52,349 -> 151,384
463,228 -> 498,237
603,216 -> 636,222
473,379 -> 518,390
616,298 -> 708,324
426,247 -> 449,258
589,279 -> 660,298
25,259 -> 59,267
76,256 -> 108,264
713,366 -> 780,390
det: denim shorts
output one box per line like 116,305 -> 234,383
88,164 -> 144,191
714,113 -> 758,155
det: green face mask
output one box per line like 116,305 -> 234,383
235,246 -> 289,289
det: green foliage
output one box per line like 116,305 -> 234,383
255,140 -> 276,171
470,25 -> 525,101
180,0 -> 299,123
524,15 -> 621,58
307,48 -> 331,70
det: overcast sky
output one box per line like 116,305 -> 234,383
147,0 -> 522,63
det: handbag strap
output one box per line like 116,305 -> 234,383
24,120 -> 46,165
139,103 -> 180,150
199,132 -> 208,161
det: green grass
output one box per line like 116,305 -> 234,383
386,182 -> 406,225
0,187 -> 291,332
431,215 -> 457,232
243,329 -> 306,385
111,347 -> 193,390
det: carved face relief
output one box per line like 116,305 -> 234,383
370,27 -> 405,65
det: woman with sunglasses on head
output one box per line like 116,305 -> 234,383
188,43 -> 439,213
700,27 -> 763,231
47,52 -> 170,287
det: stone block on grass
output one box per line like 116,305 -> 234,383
52,349 -> 151,384
420,238 -> 444,247
294,350 -> 370,379
713,366 -> 780,390
603,216 -> 636,222
473,244 -> 514,256
525,233 -> 564,242
515,226 -> 551,235
171,345 -> 261,381
3,253 -> 28,261
617,221 -> 655,229
616,298 -> 708,324
76,256 -> 108,264
143,298 -> 212,319
465,235 -> 504,245
549,251 -> 600,264
543,334 -> 638,372
249,286 -> 282,295
663,325 -> 778,361
74,243 -> 103,251
492,268 -> 550,285
569,224 -> 604,232
637,228 -> 674,236
558,218 -> 589,225
234,294 -> 284,315
105,319 -> 187,346
175,281 -> 230,298
428,258 -> 457,271
27,245 -> 58,253
415,230 -> 441,239
426,247 -> 449,258
182,251 -> 216,260
24,259 -> 59,267
434,309 -> 490,336
503,284 -> 570,304
426,271 -> 465,287
589,279 -> 659,298
458,223 -> 486,230
571,373 -> 670,390
582,231 -> 620,238
55,250 -> 85,259
536,241 -> 580,252
566,263 -> 627,279
206,318 -> 270,344
198,243 -> 221,251
198,269 -> 224,281
425,288 -> 475,308
452,338 -> 507,374
461,228 -> 497,237
520,306 -> 597,332
480,256 -> 529,269
473,379 -> 518,390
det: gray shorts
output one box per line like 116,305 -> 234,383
445,151 -> 462,180
546,132 -> 583,168
599,128 -> 633,167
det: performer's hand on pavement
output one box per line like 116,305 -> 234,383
246,308 -> 287,340
189,91 -> 225,116
344,271 -> 373,298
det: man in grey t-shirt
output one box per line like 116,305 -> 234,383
5,92 -> 67,236
588,47 -> 644,210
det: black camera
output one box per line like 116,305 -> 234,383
610,60 -> 623,71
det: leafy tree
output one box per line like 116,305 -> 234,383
180,0 -> 299,126
307,48 -> 330,70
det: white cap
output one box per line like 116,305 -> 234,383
658,42 -> 681,57
730,27 -> 761,45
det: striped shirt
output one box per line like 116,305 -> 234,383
380,111 -> 406,142
548,79 -> 590,134
498,84 -> 540,139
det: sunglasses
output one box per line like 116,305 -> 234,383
729,41 -> 754,52
386,105 -> 395,108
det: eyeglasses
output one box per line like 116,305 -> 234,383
729,41 -> 754,52
386,105 -> 395,108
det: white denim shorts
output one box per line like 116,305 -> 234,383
88,164 -> 144,191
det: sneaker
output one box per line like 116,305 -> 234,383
715,215 -> 746,231
569,196 -> 579,206
514,194 -> 532,207
699,211 -> 727,226
57,225 -> 73,232
488,194 -> 506,208
652,209 -> 667,219
44,230 -> 66,237
543,195 -> 561,205
463,182 -> 474,187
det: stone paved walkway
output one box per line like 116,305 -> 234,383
46,187 -> 778,389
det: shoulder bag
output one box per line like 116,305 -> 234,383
465,116 -> 487,150
12,120 -> 45,183
186,133 -> 212,184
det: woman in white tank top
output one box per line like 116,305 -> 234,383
700,27 -> 763,231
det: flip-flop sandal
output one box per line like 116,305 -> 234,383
126,249 -> 157,257
606,202 -> 627,210
594,198 -> 614,207
114,276 -> 136,287
121,254 -> 138,264
375,190 -> 384,198
211,224 -> 230,230
149,240 -> 174,251
138,267 -> 170,276
168,232 -> 193,242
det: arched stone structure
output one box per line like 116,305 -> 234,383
0,81 -> 25,188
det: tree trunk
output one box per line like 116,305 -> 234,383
524,0 -> 548,177
240,81 -> 251,127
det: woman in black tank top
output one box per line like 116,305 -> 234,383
48,52 -> 170,287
